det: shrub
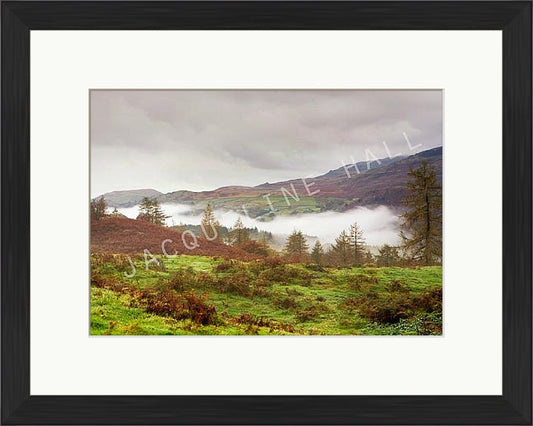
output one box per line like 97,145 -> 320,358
143,287 -> 188,318
183,290 -> 217,325
146,256 -> 166,272
168,268 -> 197,292
90,253 -> 115,267
419,312 -> 442,334
91,272 -> 109,288
196,272 -> 215,288
232,313 -> 295,333
305,264 -> 325,272
412,287 -> 442,312
216,271 -> 254,298
141,286 -> 217,325
386,279 -> 409,293
350,274 -> 378,291
261,256 -> 284,267
342,284 -> 441,325
285,287 -> 303,297
90,272 -> 129,293
357,296 -> 410,324
252,277 -> 274,297
214,259 -> 237,272
296,303 -> 329,322
238,240 -> 270,257
247,256 -> 284,275
389,312 -> 442,335
258,264 -> 312,285
275,296 -> 300,310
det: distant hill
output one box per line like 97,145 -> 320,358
95,188 -> 162,208
252,146 -> 442,208
96,147 -> 442,219
91,217 -> 260,260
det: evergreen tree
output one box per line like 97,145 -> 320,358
137,197 -> 153,223
152,202 -> 168,225
284,230 -> 309,255
376,244 -> 400,266
200,203 -> 220,240
137,197 -> 168,225
349,222 -> 366,266
400,161 -> 442,265
90,196 -> 108,221
331,230 -> 351,266
311,240 -> 324,265
230,217 -> 249,246
363,250 -> 374,265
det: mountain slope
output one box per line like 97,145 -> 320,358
97,147 -> 442,218
253,147 -> 441,204
95,188 -> 162,208
91,217 -> 260,259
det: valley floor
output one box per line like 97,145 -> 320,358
90,254 -> 442,336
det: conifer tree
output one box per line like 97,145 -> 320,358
137,197 -> 168,225
331,230 -> 351,267
152,204 -> 167,225
284,230 -> 309,255
230,217 -> 249,246
363,250 -> 374,265
349,222 -> 366,266
376,244 -> 400,266
200,203 -> 221,240
137,197 -> 151,219
400,160 -> 442,265
311,240 -> 324,265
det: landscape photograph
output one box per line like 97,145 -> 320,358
90,89 -> 443,336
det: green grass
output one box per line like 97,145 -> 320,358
183,195 -> 365,221
191,196 -> 320,221
91,254 -> 442,336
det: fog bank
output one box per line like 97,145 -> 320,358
116,204 -> 401,247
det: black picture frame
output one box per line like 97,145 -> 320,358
2,1 -> 531,424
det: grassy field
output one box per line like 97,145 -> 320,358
187,195 -> 321,221
90,254 -> 442,336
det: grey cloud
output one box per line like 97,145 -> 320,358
90,90 -> 442,196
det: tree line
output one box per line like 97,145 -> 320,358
283,160 -> 441,266
91,196 -> 168,224
200,160 -> 442,266
91,159 -> 441,266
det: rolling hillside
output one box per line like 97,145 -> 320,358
94,189 -> 162,208
91,217 -> 260,260
96,147 -> 442,220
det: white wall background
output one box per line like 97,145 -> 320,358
31,31 -> 501,395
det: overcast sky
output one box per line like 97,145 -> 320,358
90,90 -> 442,197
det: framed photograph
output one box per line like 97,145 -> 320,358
89,89 -> 443,337
2,1 -> 531,424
